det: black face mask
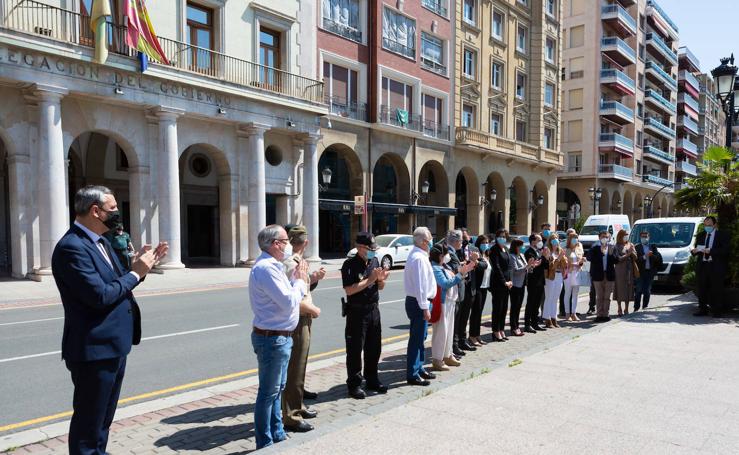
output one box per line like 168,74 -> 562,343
101,209 -> 122,230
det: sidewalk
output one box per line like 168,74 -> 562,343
2,292 -> 713,454
0,259 -> 348,308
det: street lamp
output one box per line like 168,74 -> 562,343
480,182 -> 493,208
318,167 -> 332,192
411,180 -> 430,205
643,195 -> 653,218
711,55 -> 739,154
588,187 -> 603,215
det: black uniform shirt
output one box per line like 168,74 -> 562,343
341,255 -> 380,306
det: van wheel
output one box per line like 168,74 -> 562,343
381,255 -> 393,269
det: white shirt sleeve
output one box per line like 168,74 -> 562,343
414,257 -> 436,310
260,264 -> 306,314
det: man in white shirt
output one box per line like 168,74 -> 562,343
249,225 -> 309,449
403,227 -> 437,386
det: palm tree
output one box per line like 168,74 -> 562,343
675,146 -> 738,224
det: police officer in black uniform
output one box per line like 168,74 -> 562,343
341,232 -> 389,399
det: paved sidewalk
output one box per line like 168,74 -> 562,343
0,259 -> 348,308
0,293 -> 700,454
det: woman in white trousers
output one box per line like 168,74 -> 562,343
563,232 -> 585,321
543,234 -> 568,328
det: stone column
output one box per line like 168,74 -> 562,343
300,134 -> 321,261
6,154 -> 31,278
35,86 -> 68,276
244,123 -> 269,265
236,131 -> 250,264
218,173 -> 239,266
127,165 -> 149,249
154,108 -> 185,269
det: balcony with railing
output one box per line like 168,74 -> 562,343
676,160 -> 697,176
678,70 -> 700,94
645,60 -> 677,91
600,69 -> 636,96
455,127 -> 562,166
421,0 -> 448,17
422,118 -> 451,141
646,0 -> 679,40
599,133 -> 634,157
600,36 -> 637,66
644,117 -> 676,139
677,115 -> 699,135
382,37 -> 416,59
598,163 -> 633,181
677,92 -> 700,114
678,47 -> 700,72
322,17 -> 362,43
601,4 -> 637,37
644,173 -> 674,187
676,138 -> 699,157
379,105 -> 423,132
420,56 -> 447,75
326,96 -> 368,122
599,100 -> 635,125
643,144 -> 674,165
645,32 -> 678,65
0,0 -> 325,105
644,89 -> 677,115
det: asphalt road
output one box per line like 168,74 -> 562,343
0,274 -> 414,433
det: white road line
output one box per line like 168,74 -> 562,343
0,317 -> 64,326
0,324 -> 241,364
313,279 -> 401,292
379,299 -> 405,305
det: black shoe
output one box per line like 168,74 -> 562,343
586,309 -> 595,316
524,326 -> 537,334
420,370 -> 436,380
532,325 -> 546,332
366,383 -> 388,394
452,347 -> 466,357
285,421 -> 314,433
643,304 -> 649,309
299,407 -> 317,419
460,341 -> 477,351
407,377 -> 431,386
348,387 -> 366,400
693,310 -> 710,317
594,316 -> 611,323
453,354 -> 463,360
303,390 -> 318,400
633,305 -> 640,312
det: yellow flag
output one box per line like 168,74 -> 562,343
91,0 -> 112,64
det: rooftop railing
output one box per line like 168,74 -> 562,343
647,0 -> 679,34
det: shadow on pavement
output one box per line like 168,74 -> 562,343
154,423 -> 255,452
161,404 -> 253,425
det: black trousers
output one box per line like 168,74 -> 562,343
559,286 -> 566,315
525,284 -> 545,328
491,286 -> 509,332
66,356 -> 127,455
469,288 -> 488,338
588,282 -> 597,311
345,305 -> 382,389
509,286 -> 525,330
697,266 -> 726,315
455,285 -> 475,341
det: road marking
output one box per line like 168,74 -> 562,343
379,299 -> 404,305
0,324 -> 241,364
313,279 -> 401,292
0,317 -> 64,326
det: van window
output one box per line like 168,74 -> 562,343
580,225 -> 607,235
628,223 -> 695,248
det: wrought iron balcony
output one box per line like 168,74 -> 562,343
421,0 -> 448,17
326,96 -> 368,122
382,37 -> 416,59
322,17 -> 362,43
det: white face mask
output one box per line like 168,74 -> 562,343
443,254 -> 451,264
282,243 -> 293,260
536,241 -> 544,250
600,238 -> 608,246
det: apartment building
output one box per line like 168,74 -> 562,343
559,0 -> 679,226
453,0 -> 562,235
0,0 -> 325,278
675,47 -> 701,189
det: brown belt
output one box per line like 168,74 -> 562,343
253,327 -> 293,337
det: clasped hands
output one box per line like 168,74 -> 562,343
131,242 -> 169,278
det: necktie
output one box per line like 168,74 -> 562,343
97,237 -> 116,272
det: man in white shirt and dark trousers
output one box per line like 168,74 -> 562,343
691,216 -> 731,317
249,225 -> 309,449
404,227 -> 437,386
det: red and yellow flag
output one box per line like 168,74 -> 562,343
125,0 -> 170,65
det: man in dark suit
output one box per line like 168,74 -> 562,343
524,233 -> 548,332
691,216 -> 731,317
589,231 -> 617,322
634,230 -> 662,311
52,185 -> 167,455
454,228 -> 480,351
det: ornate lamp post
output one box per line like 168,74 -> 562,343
711,55 -> 738,155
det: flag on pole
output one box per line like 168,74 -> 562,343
91,0 -> 111,64
125,0 -> 169,65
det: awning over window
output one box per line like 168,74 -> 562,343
319,200 -> 456,216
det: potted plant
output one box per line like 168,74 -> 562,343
675,147 -> 739,299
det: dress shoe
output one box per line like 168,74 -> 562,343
407,377 -> 431,386
348,386 -> 366,400
285,421 -> 314,433
512,330 -> 524,337
453,353 -> 464,360
693,310 -> 709,317
444,356 -> 461,366
586,309 -> 595,316
594,316 -> 611,323
303,390 -> 318,400
432,359 -> 450,371
524,326 -> 537,334
366,383 -> 388,394
532,324 -> 546,332
299,407 -> 317,419
460,341 -> 477,351
420,370 -> 436,380
468,337 -> 482,347
453,346 -> 466,357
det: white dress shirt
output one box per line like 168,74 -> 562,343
703,231 -> 716,262
403,246 -> 437,310
250,252 -> 306,331
74,221 -> 140,281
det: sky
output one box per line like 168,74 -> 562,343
657,0 -> 738,73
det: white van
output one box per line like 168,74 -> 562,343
578,214 -> 631,250
629,217 -> 704,286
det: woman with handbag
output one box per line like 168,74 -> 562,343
430,244 -> 474,371
614,229 -> 638,315
542,233 -> 568,328
563,232 -> 585,321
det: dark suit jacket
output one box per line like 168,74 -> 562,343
489,245 -> 511,289
525,247 -> 549,288
589,244 -> 617,281
694,230 -> 731,276
52,224 -> 142,362
473,253 -> 489,291
462,244 -> 480,297
436,240 -> 463,301
635,243 -> 662,274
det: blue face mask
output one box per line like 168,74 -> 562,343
366,250 -> 376,260
542,230 -> 551,238
570,238 -> 578,246
479,244 -> 490,252
496,237 -> 506,245
704,226 -> 714,234
640,237 -> 649,245
551,239 -> 560,248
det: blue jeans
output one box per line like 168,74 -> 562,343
635,269 -> 656,309
405,296 -> 431,380
251,332 -> 293,449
